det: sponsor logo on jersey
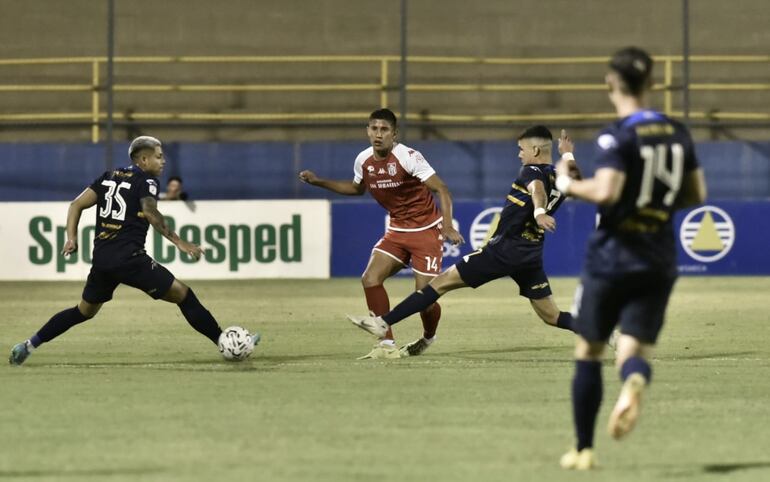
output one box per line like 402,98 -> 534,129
469,207 -> 503,250
367,165 -> 375,176
371,181 -> 403,189
680,205 -> 735,262
387,162 -> 397,176
378,168 -> 386,175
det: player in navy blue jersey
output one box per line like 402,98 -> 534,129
349,125 -> 582,356
9,136 -> 257,365
554,47 -> 707,470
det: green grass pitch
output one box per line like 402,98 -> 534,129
1,277 -> 769,482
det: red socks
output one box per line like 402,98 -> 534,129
420,302 -> 441,340
363,284 -> 394,340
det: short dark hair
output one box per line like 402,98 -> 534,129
167,176 -> 182,185
369,108 -> 398,129
518,125 -> 553,141
609,47 -> 653,96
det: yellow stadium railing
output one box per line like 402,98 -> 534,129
0,54 -> 768,143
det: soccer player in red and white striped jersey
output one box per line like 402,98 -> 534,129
299,108 -> 464,359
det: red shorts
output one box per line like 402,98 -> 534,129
373,224 -> 444,276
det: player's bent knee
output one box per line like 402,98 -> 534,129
78,300 -> 102,319
163,279 -> 189,304
360,274 -> 379,288
575,337 -> 605,360
361,269 -> 389,287
430,268 -> 466,295
614,336 -> 651,369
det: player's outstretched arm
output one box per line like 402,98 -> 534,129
140,196 -> 203,260
298,170 -> 365,196
674,168 -> 707,209
528,179 -> 556,232
555,162 -> 625,206
424,174 -> 464,245
62,187 -> 98,256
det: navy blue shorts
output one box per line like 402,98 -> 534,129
82,254 -> 175,304
455,248 -> 552,299
573,271 -> 677,344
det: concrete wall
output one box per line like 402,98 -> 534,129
0,0 -> 768,142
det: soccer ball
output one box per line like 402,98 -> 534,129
218,326 -> 255,361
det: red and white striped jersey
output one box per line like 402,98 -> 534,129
353,143 -> 441,231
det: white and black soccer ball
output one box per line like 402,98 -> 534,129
218,326 -> 255,361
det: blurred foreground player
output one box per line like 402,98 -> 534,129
299,108 -> 464,359
349,126 -> 580,352
555,47 -> 707,469
9,136 -> 258,365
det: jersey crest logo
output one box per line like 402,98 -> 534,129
597,134 -> 618,150
387,162 -> 397,176
146,179 -> 158,195
680,205 -> 735,263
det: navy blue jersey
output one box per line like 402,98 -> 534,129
486,163 -> 565,266
89,165 -> 159,268
585,110 -> 699,275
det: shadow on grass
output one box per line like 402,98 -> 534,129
24,352 -> 359,372
0,466 -> 164,478
668,351 -> 758,361
702,461 -> 770,473
663,460 -> 770,477
17,346 -> 575,371
439,345 -> 565,356
430,345 -> 569,363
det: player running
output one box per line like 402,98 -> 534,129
348,125 -> 580,352
299,108 -> 464,359
555,47 -> 707,470
8,136 -> 258,366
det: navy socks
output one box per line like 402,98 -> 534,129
30,291 -> 224,349
620,356 -> 652,383
572,360 -> 603,451
382,285 -> 440,325
33,306 -> 90,347
556,311 -> 575,332
178,289 -> 222,345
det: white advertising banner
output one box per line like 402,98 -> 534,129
0,200 -> 330,280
